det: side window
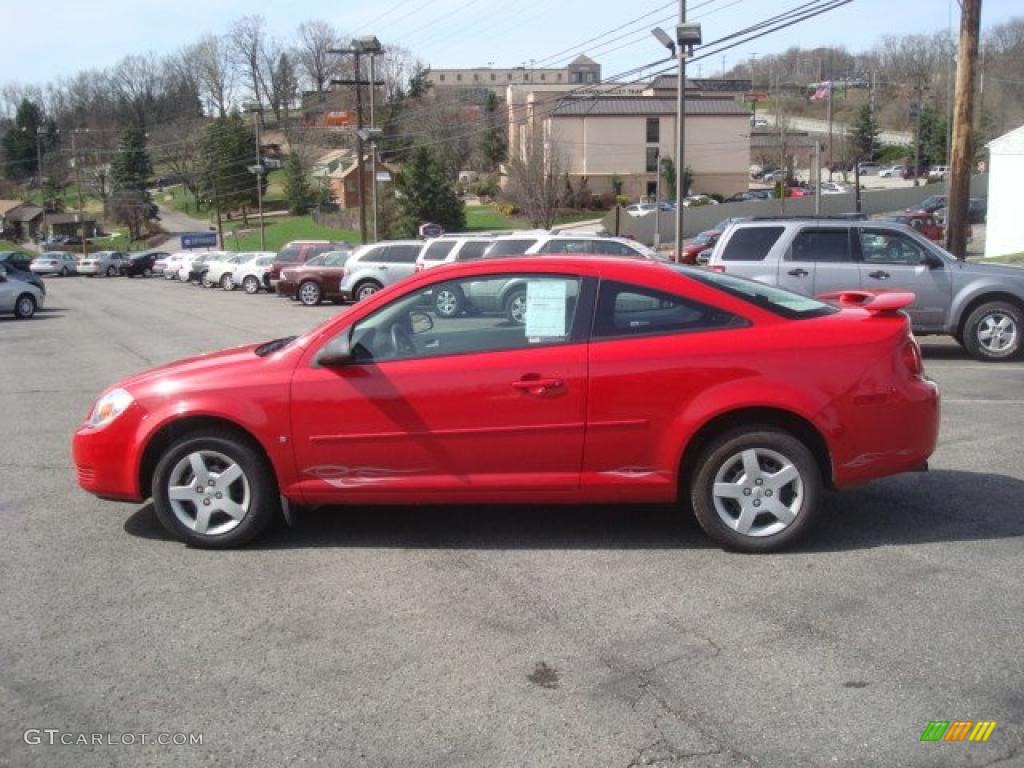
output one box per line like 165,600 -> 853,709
278,245 -> 301,262
360,246 -> 389,263
858,229 -> 928,266
423,240 -> 456,261
347,275 -> 582,362
307,244 -> 335,260
539,239 -> 589,254
593,281 -> 742,338
720,227 -> 784,262
457,241 -> 489,261
388,244 -> 421,263
592,240 -> 637,257
788,229 -> 851,263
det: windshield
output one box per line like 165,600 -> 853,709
681,267 -> 838,319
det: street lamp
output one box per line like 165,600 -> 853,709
652,12 -> 701,260
243,102 -> 266,251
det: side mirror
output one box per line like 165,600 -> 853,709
924,253 -> 944,269
409,311 -> 434,334
316,333 -> 353,367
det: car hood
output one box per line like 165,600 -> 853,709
954,261 -> 1024,279
116,343 -> 266,394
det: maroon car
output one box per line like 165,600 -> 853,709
268,240 -> 350,287
276,250 -> 355,305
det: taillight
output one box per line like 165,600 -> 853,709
710,265 -> 726,273
901,338 -> 924,377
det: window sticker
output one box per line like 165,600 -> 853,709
525,280 -> 568,339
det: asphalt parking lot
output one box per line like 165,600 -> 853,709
2,275 -> 1022,768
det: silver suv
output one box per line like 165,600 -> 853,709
338,240 -> 423,302
707,217 -> 1024,361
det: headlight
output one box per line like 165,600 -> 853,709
87,388 -> 134,428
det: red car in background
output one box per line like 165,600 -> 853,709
678,230 -> 722,264
878,211 -> 945,242
73,257 -> 939,553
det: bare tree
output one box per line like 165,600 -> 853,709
111,55 -> 161,126
230,16 -> 271,114
190,35 -> 235,118
265,48 -> 299,124
505,122 -> 564,228
296,20 -> 341,95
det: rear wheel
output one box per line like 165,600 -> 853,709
298,281 -> 322,306
201,272 -> 214,288
61,266 -> 70,276
14,293 -> 36,319
355,280 -> 382,302
242,275 -> 260,294
151,431 -> 279,548
505,289 -> 527,325
220,273 -> 233,291
142,266 -> 152,278
105,265 -> 116,277
689,427 -> 822,553
962,301 -> 1022,361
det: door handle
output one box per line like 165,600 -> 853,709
868,270 -> 890,280
787,268 -> 809,277
377,265 -> 388,270
512,377 -> 564,395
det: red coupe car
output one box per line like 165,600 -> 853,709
73,257 -> 939,553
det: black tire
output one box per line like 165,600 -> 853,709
220,274 -> 232,290
61,266 -> 70,277
13,293 -> 36,319
151,430 -> 279,548
433,284 -> 464,318
689,426 -> 822,553
201,272 -> 213,288
242,275 -> 260,294
354,280 -> 382,302
298,280 -> 322,306
106,265 -> 116,277
142,267 -> 152,278
962,301 -> 1023,362
504,289 -> 527,325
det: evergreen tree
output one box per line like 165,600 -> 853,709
198,113 -> 266,224
394,145 -> 465,236
283,152 -> 313,215
478,92 -> 507,172
852,103 -> 880,161
1,99 -> 57,182
109,123 -> 156,241
914,106 -> 948,168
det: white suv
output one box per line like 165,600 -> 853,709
414,235 -> 495,272
525,234 -> 661,259
232,254 -> 276,294
207,252 -> 275,290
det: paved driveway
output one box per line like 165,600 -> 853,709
1,277 -> 1022,767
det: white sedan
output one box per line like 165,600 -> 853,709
206,252 -> 275,290
231,254 -> 276,294
30,251 -> 79,276
160,252 -> 189,279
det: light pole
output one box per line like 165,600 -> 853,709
244,103 -> 266,251
653,7 -> 701,260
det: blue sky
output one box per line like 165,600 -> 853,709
5,0 -> 1021,85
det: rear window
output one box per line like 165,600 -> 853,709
423,240 -> 457,261
324,252 -> 352,266
720,227 -> 785,262
682,268 -> 838,319
277,245 -> 301,262
486,239 -> 538,257
306,244 -> 336,260
789,229 -> 850,263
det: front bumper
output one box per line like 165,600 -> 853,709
276,279 -> 298,298
72,406 -> 146,502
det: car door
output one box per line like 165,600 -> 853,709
855,227 -> 952,330
0,268 -> 16,311
379,243 -> 420,286
778,227 -> 861,297
289,272 -> 592,501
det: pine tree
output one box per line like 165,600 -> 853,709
1,99 -> 57,182
852,104 -> 880,161
394,145 -> 465,236
478,92 -> 507,172
283,152 -> 312,215
198,113 -> 266,224
109,123 -> 155,241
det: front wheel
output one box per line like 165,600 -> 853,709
242,275 -> 260,294
201,272 -> 214,288
151,431 -> 279,548
689,427 -> 822,553
106,265 -> 116,277
61,267 -> 70,277
433,285 -> 464,318
14,293 -> 36,319
221,274 -> 233,291
962,301 -> 1022,361
505,289 -> 527,325
298,281 -> 322,306
142,267 -> 152,278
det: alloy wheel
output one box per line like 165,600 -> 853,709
299,282 -> 321,305
507,293 -> 527,324
15,295 -> 35,318
166,450 -> 251,536
243,276 -> 259,294
977,313 -> 1018,355
356,283 -> 379,301
711,447 -> 804,537
434,288 -> 460,317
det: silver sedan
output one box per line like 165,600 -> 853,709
30,251 -> 79,276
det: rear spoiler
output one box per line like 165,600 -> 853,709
816,290 -> 916,314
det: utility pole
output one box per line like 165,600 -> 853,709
71,129 -> 88,259
654,154 -> 662,252
369,49 -> 380,243
814,140 -> 821,215
674,0 -> 687,261
212,157 -> 224,250
826,81 -> 833,180
947,0 -> 982,259
331,37 -> 384,245
250,107 -> 266,251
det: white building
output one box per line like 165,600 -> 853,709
986,125 -> 1024,259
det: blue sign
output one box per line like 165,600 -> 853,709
181,232 -> 218,249
418,222 -> 443,239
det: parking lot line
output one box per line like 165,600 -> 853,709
941,399 -> 1024,404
